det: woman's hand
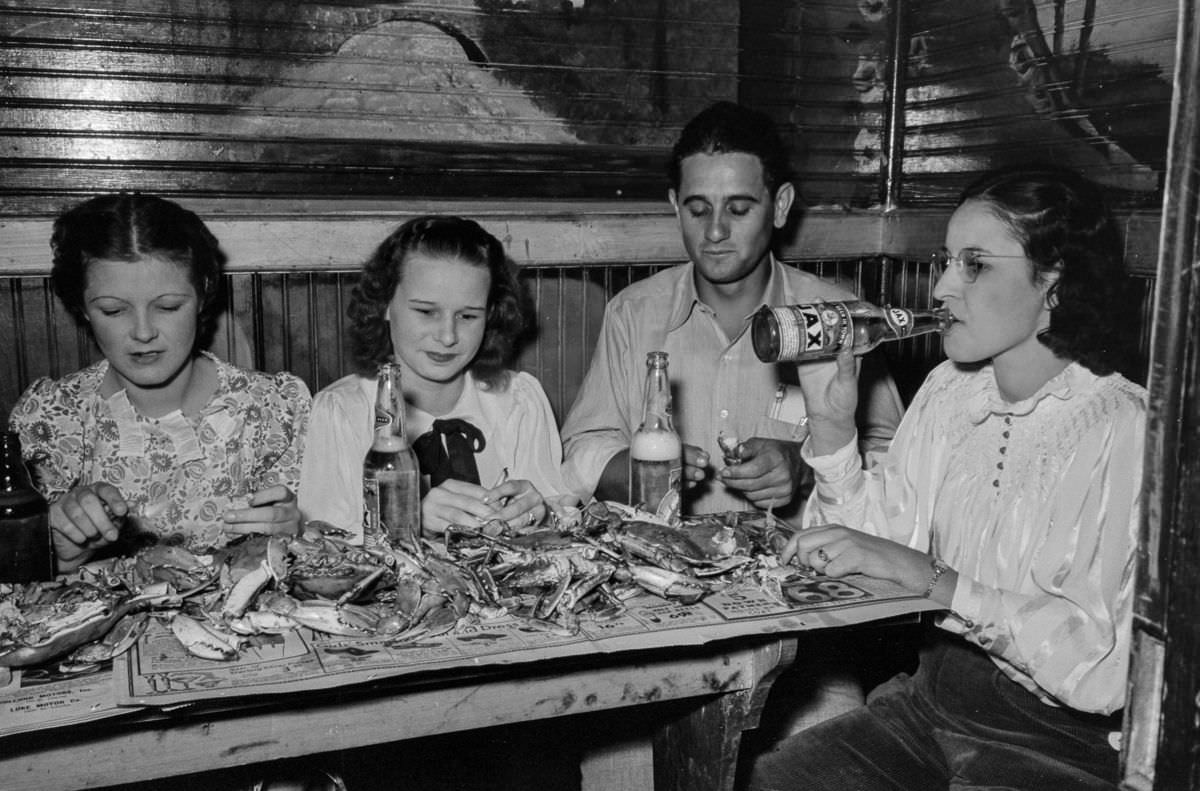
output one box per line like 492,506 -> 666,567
49,482 -> 127,571
222,484 -> 302,537
795,346 -> 860,456
782,523 -> 946,599
483,478 -> 546,531
422,478 -> 546,534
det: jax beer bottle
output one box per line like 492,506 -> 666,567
363,362 -> 422,557
752,300 -> 949,363
0,431 -> 55,582
629,351 -> 682,522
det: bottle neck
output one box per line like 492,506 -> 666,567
883,305 -> 950,338
0,432 -> 36,493
373,368 -> 409,450
640,366 -> 674,432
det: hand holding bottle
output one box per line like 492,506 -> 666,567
794,346 -> 860,457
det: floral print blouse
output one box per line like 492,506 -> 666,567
9,353 -> 311,552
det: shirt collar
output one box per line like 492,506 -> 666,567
965,361 -> 1085,423
665,256 -> 787,333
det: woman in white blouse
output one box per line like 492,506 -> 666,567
749,165 -> 1144,791
299,216 -> 573,540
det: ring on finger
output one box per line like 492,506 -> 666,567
527,511 -> 538,526
816,547 -> 830,563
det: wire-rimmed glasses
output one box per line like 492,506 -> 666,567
931,248 -> 1027,284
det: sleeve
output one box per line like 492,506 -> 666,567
559,300 -> 639,501
251,372 -> 311,493
800,375 -> 936,551
505,373 -> 576,503
854,349 -> 906,461
945,409 -> 1142,714
8,377 -> 85,502
298,383 -> 368,538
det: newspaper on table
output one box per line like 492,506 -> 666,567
0,511 -> 945,733
0,573 -> 939,733
92,572 -> 936,708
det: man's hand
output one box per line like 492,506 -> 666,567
682,443 -> 710,489
718,437 -> 804,509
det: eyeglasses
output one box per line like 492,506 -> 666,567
930,248 -> 1027,284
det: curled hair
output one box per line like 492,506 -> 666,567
50,193 -> 225,353
959,164 -> 1130,376
667,101 -> 793,196
347,216 -> 527,388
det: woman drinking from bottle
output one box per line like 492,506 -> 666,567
299,215 -> 573,539
746,164 -> 1145,791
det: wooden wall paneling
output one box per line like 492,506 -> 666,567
1123,0 -> 1200,785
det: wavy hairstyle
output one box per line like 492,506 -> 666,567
667,101 -> 793,196
50,193 -> 225,353
959,164 -> 1130,376
347,216 -> 527,387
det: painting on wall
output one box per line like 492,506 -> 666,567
1,0 -> 747,206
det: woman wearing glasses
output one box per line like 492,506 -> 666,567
746,165 -> 1144,791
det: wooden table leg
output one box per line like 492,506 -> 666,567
581,736 -> 654,791
653,637 -> 798,791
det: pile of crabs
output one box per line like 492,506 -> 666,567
0,501 -> 801,668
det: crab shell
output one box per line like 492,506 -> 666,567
0,595 -> 147,668
616,521 -> 750,565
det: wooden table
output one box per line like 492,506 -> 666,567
0,635 -> 797,791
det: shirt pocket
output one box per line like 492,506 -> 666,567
752,383 -> 809,442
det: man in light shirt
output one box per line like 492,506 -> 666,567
561,100 -> 904,521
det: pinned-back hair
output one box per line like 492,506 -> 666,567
959,164 -> 1129,376
50,193 -> 225,353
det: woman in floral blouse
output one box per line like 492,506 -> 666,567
9,194 -> 311,572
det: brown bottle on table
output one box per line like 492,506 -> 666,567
0,431 -> 55,582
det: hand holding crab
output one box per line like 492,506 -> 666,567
718,437 -> 806,510
221,484 -> 302,538
423,478 -> 546,534
50,481 -> 128,573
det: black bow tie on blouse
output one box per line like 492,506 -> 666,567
411,418 -> 486,488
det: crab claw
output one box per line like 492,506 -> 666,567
171,613 -> 242,661
627,565 -> 708,604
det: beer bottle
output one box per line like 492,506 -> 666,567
0,431 -> 55,582
363,362 -> 422,557
629,351 -> 682,522
752,300 -> 949,363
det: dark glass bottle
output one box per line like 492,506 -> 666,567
752,300 -> 949,363
363,362 -> 422,557
0,432 -> 55,582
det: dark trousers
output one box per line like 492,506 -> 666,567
745,634 -> 1122,791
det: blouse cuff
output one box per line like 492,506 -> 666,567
945,573 -> 983,632
801,434 -> 861,480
